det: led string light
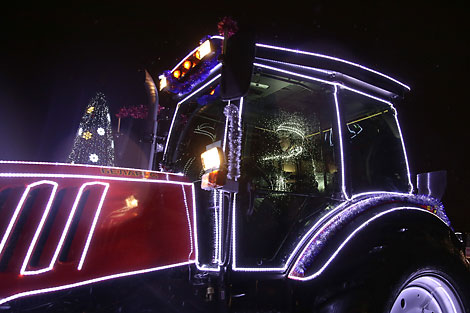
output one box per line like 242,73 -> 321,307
0,181 -> 58,276
288,207 -> 449,281
0,160 -> 185,177
0,261 -> 194,306
231,191 -> 440,273
0,173 -> 199,305
163,73 -> 222,157
77,182 -> 110,271
255,43 -> 411,91
333,85 -> 350,199
181,185 -> 195,259
19,181 -> 59,275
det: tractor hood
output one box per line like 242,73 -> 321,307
0,161 -> 196,305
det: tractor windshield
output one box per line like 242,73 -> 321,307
163,83 -> 226,180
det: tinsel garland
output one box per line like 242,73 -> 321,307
223,102 -> 242,180
290,193 -> 451,277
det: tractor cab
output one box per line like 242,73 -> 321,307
159,34 -> 412,271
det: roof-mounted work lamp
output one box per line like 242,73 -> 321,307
201,146 -> 227,190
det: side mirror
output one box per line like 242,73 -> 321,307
220,29 -> 256,101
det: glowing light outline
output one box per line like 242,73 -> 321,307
254,57 -> 333,75
19,181 -> 59,275
255,43 -> 411,91
181,185 -> 194,259
333,85 -> 349,199
231,192 -> 417,272
231,63 -> 413,271
163,73 -> 222,157
0,160 -> 185,177
253,62 -> 413,194
0,170 -> 197,273
0,261 -> 194,306
77,182 -> 110,270
288,207 -> 450,281
0,172 -> 193,186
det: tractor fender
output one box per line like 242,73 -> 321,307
287,192 -> 462,282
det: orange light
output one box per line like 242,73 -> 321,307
209,89 -> 215,95
201,170 -> 227,190
173,70 -> 181,79
183,60 -> 192,70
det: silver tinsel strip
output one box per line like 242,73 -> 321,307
223,102 -> 242,180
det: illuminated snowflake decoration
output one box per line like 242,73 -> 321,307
82,131 -> 93,140
87,106 -> 95,114
97,127 -> 105,136
89,153 -> 99,163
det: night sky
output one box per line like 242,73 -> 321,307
1,2 -> 468,230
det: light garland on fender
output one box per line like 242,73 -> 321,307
288,206 -> 449,281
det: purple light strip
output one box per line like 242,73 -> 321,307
77,183 -> 110,271
288,207 -> 448,281
0,260 -> 194,306
256,43 -> 411,90
20,181 -> 59,275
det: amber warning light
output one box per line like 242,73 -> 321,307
159,39 -> 214,91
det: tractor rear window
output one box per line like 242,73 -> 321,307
337,88 -> 410,194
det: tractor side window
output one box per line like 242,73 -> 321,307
237,75 -> 339,265
338,88 -> 410,194
242,82 -> 338,197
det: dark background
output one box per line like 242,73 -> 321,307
0,2 -> 468,230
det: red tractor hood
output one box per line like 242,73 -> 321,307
0,161 -> 196,305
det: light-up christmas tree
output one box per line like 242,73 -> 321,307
67,92 -> 115,166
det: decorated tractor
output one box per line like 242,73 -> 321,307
1,25 -> 469,312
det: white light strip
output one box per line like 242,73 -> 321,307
231,192 -> 413,272
255,57 -> 333,75
0,260 -> 194,306
20,181 -> 59,275
163,74 -> 222,157
181,185 -> 194,259
288,207 -> 448,281
0,173 -> 193,186
333,85 -> 350,199
256,43 -> 411,90
254,63 -> 334,86
178,73 -> 222,106
213,190 -> 219,263
0,160 -> 184,177
392,110 -> 414,192
77,183 -> 110,270
252,63 -> 412,194
48,182 -> 101,274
